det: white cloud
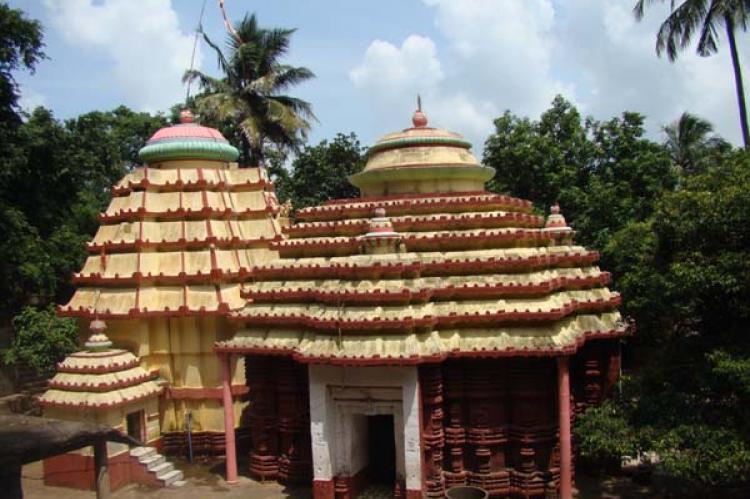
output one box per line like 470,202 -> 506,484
350,0 -> 570,150
18,87 -> 47,112
349,35 -> 444,137
350,35 -> 443,95
43,0 -> 199,112
561,0 -> 750,144
351,0 -> 750,147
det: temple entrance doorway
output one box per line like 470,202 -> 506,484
126,409 -> 144,443
367,415 -> 396,487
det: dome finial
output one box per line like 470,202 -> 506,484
179,109 -> 195,124
412,94 -> 428,128
85,318 -> 113,351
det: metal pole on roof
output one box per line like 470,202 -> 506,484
218,0 -> 241,44
185,0 -> 208,105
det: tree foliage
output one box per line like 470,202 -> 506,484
488,96 -> 750,488
634,0 -> 750,147
483,95 -> 676,249
0,106 -> 166,322
0,2 -> 44,127
3,306 -> 78,376
185,13 -> 315,166
272,132 -> 365,209
663,112 -> 731,174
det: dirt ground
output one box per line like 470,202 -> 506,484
19,458 -> 687,499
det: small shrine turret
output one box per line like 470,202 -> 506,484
40,319 -> 169,490
544,203 -> 575,244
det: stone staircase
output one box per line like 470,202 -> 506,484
129,446 -> 186,487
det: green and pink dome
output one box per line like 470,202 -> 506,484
138,110 -> 239,164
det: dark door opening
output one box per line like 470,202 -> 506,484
126,410 -> 145,443
367,415 -> 396,486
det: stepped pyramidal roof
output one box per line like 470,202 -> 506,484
59,110 -> 282,318
217,106 -> 628,363
40,319 -> 162,409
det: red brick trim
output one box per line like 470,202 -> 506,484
214,326 -> 630,364
251,251 -> 600,281
86,234 -> 281,253
285,211 -> 544,238
243,272 -> 612,305
230,295 -> 622,329
313,479 -> 335,499
112,177 -> 270,195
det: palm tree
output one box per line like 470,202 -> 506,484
634,0 -> 750,148
663,112 -> 729,173
184,13 -> 315,166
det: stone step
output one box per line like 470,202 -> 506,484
129,446 -> 156,459
157,469 -> 184,487
144,454 -> 167,469
150,461 -> 174,475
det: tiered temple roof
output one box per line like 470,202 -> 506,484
59,111 -> 282,318
40,320 -> 162,409
218,109 -> 627,363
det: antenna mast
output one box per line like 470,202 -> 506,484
219,0 -> 242,44
185,0 -> 208,105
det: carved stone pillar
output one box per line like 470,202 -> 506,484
443,362 -> 467,488
246,355 -> 279,480
276,358 -> 312,484
419,364 -> 445,498
583,357 -> 603,406
508,360 -> 554,498
465,360 -> 510,495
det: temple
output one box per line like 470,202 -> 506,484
51,109 -> 282,455
216,106 -> 628,498
43,104 -> 626,498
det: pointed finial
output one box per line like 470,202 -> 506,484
412,95 -> 428,128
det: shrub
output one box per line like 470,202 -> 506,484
3,305 -> 79,376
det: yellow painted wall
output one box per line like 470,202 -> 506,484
80,316 -> 246,434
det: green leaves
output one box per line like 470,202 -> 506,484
0,106 -> 165,322
186,12 -> 315,166
576,400 -> 640,466
0,3 -> 44,126
483,95 -> 676,250
273,132 -> 365,209
486,96 -> 750,486
655,425 -> 750,486
4,305 -> 78,377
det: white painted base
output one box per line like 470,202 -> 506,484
308,365 -> 422,491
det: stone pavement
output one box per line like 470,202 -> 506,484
22,459 -> 311,499
22,458 -> 678,499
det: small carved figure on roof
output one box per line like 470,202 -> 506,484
359,207 -> 404,255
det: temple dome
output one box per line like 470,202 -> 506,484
138,110 -> 239,164
349,105 -> 495,196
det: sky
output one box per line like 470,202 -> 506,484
10,0 -> 750,152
